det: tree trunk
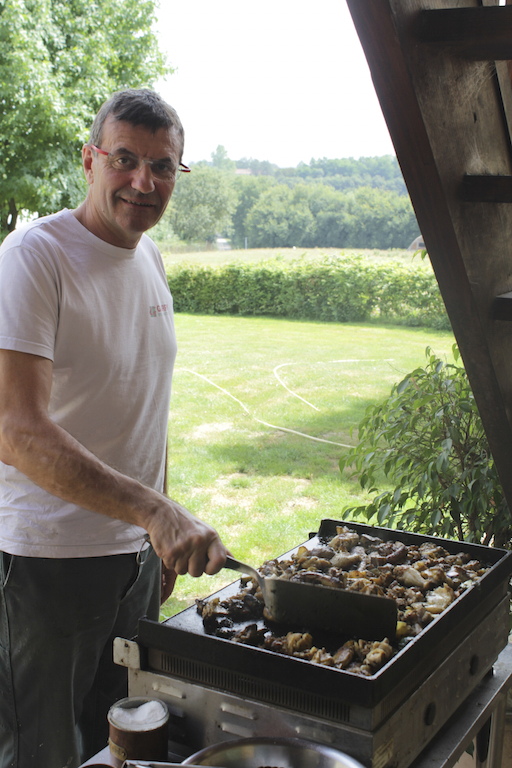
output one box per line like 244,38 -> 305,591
0,198 -> 18,238
7,198 -> 18,232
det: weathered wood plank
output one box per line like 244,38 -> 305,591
494,61 -> 512,148
345,0 -> 512,509
416,6 -> 512,60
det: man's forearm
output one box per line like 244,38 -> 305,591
0,408 -> 160,528
0,412 -> 225,575
0,348 -> 227,576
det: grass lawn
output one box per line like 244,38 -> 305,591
161,246 -> 420,271
162,312 -> 455,619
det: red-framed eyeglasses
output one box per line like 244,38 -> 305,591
90,144 -> 191,180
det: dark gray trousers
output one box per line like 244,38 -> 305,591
0,549 -> 161,768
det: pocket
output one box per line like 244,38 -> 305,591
0,552 -> 13,589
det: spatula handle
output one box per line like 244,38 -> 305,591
224,555 -> 261,583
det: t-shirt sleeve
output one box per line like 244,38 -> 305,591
0,244 -> 59,361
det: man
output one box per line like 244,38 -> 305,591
0,89 -> 227,768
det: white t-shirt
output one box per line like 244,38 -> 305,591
0,209 -> 177,557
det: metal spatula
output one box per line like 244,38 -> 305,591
223,555 -> 398,639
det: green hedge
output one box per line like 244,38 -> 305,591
167,255 -> 450,330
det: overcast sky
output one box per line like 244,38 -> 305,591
154,0 -> 395,167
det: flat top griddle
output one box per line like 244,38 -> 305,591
138,520 -> 512,710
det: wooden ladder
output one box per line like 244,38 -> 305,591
346,0 -> 512,506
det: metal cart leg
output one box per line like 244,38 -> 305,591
475,693 -> 507,768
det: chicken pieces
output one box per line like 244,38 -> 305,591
196,525 -> 489,677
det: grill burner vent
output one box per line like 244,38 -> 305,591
151,649 -> 352,723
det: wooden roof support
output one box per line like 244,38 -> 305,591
346,0 -> 512,508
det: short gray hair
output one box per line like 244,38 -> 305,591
89,89 -> 184,159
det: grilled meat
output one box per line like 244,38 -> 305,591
195,525 -> 490,676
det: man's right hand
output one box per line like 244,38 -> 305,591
145,497 -> 227,577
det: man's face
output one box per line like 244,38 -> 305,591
81,115 -> 182,248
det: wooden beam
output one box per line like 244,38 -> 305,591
346,0 -> 512,509
416,6 -> 512,60
460,175 -> 512,203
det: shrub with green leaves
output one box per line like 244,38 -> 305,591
167,255 -> 450,329
339,346 -> 511,547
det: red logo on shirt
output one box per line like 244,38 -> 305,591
149,304 -> 169,317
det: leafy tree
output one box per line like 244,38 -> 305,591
210,145 -> 236,173
148,144 -> 418,250
274,155 -> 408,195
245,184 -> 316,248
310,155 -> 401,181
291,161 -> 324,180
344,187 -> 419,248
308,185 -> 355,248
340,347 -> 511,548
169,165 -> 238,244
286,185 -> 317,247
235,157 -> 279,176
241,181 -> 418,250
0,0 -> 169,238
230,174 -> 275,248
244,186 -> 293,248
233,155 -> 407,193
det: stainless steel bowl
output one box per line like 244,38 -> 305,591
182,737 -> 366,768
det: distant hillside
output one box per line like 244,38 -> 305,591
233,154 -> 407,195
